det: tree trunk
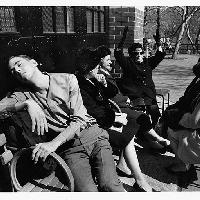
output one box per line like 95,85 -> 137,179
172,7 -> 187,59
172,6 -> 199,59
195,26 -> 200,53
186,26 -> 196,53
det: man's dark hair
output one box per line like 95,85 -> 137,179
128,43 -> 143,55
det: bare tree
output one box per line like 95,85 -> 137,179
172,6 -> 200,59
186,25 -> 197,53
195,26 -> 200,53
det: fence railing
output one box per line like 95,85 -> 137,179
173,43 -> 200,54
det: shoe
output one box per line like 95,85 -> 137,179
133,182 -> 159,192
116,167 -> 134,178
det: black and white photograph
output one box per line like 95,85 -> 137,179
0,0 -> 200,197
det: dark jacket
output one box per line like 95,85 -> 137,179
114,48 -> 166,105
99,69 -> 129,108
169,76 -> 200,113
76,76 -> 118,129
163,73 -> 200,131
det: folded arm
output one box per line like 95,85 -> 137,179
0,95 -> 48,135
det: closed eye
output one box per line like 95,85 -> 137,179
12,60 -> 22,67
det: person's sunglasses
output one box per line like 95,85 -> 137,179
132,51 -> 144,56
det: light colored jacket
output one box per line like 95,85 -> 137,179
0,73 -> 96,145
168,100 -> 200,164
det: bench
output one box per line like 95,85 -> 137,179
156,88 -> 170,114
10,147 -> 74,192
0,116 -> 74,192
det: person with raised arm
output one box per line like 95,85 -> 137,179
75,48 -> 163,192
114,26 -> 166,128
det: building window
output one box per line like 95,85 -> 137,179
86,6 -> 105,33
66,6 -> 74,33
0,6 -> 17,32
86,9 -> 93,33
42,6 -> 75,33
55,6 -> 65,33
42,7 -> 54,33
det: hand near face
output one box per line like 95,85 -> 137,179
25,99 -> 48,135
115,112 -> 128,125
94,74 -> 107,87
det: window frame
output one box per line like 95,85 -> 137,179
42,6 -> 75,34
0,6 -> 18,34
86,6 -> 105,33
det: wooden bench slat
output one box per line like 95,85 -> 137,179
40,176 -> 59,192
20,182 -> 36,192
54,181 -> 64,191
30,172 -> 56,192
20,172 -> 55,192
11,147 -> 74,192
62,184 -> 70,191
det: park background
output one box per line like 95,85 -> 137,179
1,4 -> 200,193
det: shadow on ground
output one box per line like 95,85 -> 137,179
136,148 -> 178,191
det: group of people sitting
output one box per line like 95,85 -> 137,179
0,26 -> 200,192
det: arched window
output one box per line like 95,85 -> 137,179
0,6 -> 17,33
86,6 -> 105,33
42,6 -> 75,33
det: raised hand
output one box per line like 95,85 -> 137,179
153,34 -> 161,47
25,99 -> 48,135
123,26 -> 129,37
117,26 -> 129,49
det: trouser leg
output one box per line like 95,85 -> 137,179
91,135 -> 124,192
62,145 -> 98,192
146,104 -> 161,128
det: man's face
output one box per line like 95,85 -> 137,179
8,56 -> 37,83
101,55 -> 112,71
130,48 -> 144,63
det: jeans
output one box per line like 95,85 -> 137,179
61,126 -> 124,192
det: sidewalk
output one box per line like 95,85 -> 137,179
117,141 -> 200,192
117,145 -> 179,192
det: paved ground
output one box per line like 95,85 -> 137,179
1,143 -> 200,192
117,139 -> 200,192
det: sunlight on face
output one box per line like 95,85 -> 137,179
131,48 -> 144,63
9,56 -> 37,83
101,55 -> 112,71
